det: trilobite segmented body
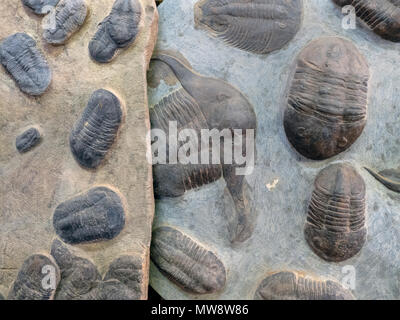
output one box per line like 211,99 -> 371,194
194,0 -> 303,54
89,0 -> 142,63
8,254 -> 60,300
151,226 -> 226,294
43,0 -> 88,45
305,163 -> 366,262
365,167 -> 400,193
70,89 -> 122,169
284,37 -> 369,160
22,0 -> 60,15
333,0 -> 400,42
254,271 -> 355,300
16,127 -> 41,153
0,33 -> 51,96
53,186 -> 126,244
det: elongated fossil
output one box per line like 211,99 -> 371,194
16,127 -> 41,153
365,167 -> 400,193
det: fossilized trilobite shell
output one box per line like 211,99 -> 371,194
0,33 -> 51,96
194,0 -> 303,54
284,37 -> 369,160
305,163 -> 366,262
16,127 -> 41,153
53,186 -> 126,244
254,271 -> 355,300
22,0 -> 60,15
70,89 -> 123,169
151,226 -> 226,294
332,0 -> 400,42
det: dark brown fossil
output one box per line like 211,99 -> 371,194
194,0 -> 303,54
284,37 -> 369,160
254,271 -> 355,300
332,0 -> 400,42
305,163 -> 367,262
150,52 -> 257,243
16,127 -> 41,153
150,226 -> 226,294
8,254 -> 60,300
365,167 -> 400,193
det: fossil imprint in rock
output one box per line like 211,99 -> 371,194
365,167 -> 400,193
22,0 -> 60,15
284,37 -> 369,160
16,127 -> 41,153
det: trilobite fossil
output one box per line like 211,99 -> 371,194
0,33 -> 51,96
332,0 -> 400,42
305,163 -> 367,262
365,167 -> 400,193
22,0 -> 60,15
16,127 -> 41,153
53,186 -> 126,245
89,0 -> 142,63
150,52 -> 257,243
70,89 -> 123,169
151,226 -> 226,294
8,254 -> 60,300
254,271 -> 355,300
43,0 -> 88,45
194,0 -> 303,54
284,37 -> 369,160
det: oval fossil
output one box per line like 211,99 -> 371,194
43,0 -> 88,45
70,89 -> 123,169
89,0 -> 142,63
365,167 -> 400,193
53,186 -> 126,244
8,254 -> 60,300
332,0 -> 400,42
16,127 -> 41,153
305,163 -> 367,262
194,0 -> 303,54
22,0 -> 60,15
284,37 -> 369,160
150,226 -> 226,294
254,271 -> 355,300
0,33 -> 51,96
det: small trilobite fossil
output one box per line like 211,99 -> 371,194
305,163 -> 367,262
332,0 -> 400,42
0,33 -> 51,96
8,254 -> 60,300
22,0 -> 60,15
70,89 -> 123,169
16,127 -> 41,153
150,52 -> 257,243
151,226 -> 226,294
194,0 -> 303,54
254,271 -> 355,300
365,167 -> 400,193
89,0 -> 142,63
43,0 -> 88,45
284,37 -> 369,160
53,186 -> 126,245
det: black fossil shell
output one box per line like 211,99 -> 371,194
8,254 -> 60,300
151,226 -> 226,294
43,0 -> 88,45
254,271 -> 355,300
16,127 -> 41,153
305,163 -> 367,262
365,167 -> 400,193
22,0 -> 60,15
0,33 -> 51,96
332,0 -> 400,42
53,186 -> 126,245
195,0 -> 303,54
89,0 -> 142,63
70,89 -> 122,169
284,37 -> 369,160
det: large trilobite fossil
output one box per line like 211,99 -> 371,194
0,33 -> 51,96
53,186 -> 126,245
332,0 -> 400,42
305,163 -> 367,262
194,0 -> 303,54
151,226 -> 227,294
365,167 -> 400,193
150,52 -> 257,244
89,0 -> 142,63
22,0 -> 60,15
284,37 -> 369,160
70,89 -> 123,169
254,271 -> 355,300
